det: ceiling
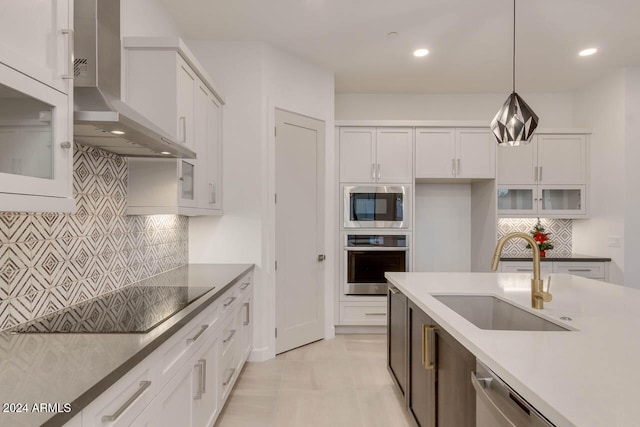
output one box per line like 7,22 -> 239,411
160,0 -> 640,94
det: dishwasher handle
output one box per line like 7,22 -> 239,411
471,373 -> 517,427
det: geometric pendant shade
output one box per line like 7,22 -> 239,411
490,92 -> 539,146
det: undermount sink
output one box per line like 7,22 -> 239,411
432,294 -> 570,332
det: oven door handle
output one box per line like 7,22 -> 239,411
345,247 -> 409,251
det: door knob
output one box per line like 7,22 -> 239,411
317,254 -> 326,262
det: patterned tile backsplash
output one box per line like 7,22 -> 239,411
497,218 -> 573,257
0,144 -> 188,331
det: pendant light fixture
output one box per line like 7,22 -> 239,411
490,0 -> 539,146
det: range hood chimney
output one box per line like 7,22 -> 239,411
73,0 -> 195,159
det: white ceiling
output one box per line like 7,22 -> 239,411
159,0 -> 640,94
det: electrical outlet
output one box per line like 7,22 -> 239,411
608,235 -> 621,247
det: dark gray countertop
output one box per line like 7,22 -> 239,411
500,254 -> 611,262
0,263 -> 254,427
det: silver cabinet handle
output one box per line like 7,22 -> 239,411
539,166 -> 543,182
101,381 -> 151,422
451,158 -> 456,176
371,164 -> 376,180
193,359 -> 205,400
568,269 -> 592,272
534,166 -> 538,182
186,325 -> 209,344
209,183 -> 214,204
240,282 -> 250,290
222,368 -> 236,386
376,163 -> 381,180
243,302 -> 250,326
516,268 -> 534,271
471,374 -> 517,427
223,296 -> 237,307
389,286 -> 399,295
223,329 -> 237,344
457,158 -> 461,175
365,312 -> 386,316
61,29 -> 74,79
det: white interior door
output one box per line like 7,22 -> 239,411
275,109 -> 325,354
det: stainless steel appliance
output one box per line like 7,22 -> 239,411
73,0 -> 196,158
343,185 -> 410,228
344,233 -> 410,295
473,360 -> 555,427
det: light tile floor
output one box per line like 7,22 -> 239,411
214,334 -> 414,427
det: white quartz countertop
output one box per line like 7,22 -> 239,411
385,271 -> 640,427
0,263 -> 253,427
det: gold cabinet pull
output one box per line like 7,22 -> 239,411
422,325 -> 437,370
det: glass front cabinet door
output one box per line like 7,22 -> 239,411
0,64 -> 73,208
498,185 -> 586,218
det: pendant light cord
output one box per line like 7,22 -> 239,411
513,0 -> 516,93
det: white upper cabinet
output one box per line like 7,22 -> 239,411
0,0 -> 73,94
0,3 -> 74,213
339,127 -> 412,183
124,38 -> 224,216
497,133 -> 589,217
498,134 -> 587,185
415,128 -> 495,179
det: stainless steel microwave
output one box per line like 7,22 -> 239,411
343,185 -> 410,228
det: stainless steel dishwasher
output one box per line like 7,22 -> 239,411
472,360 -> 555,427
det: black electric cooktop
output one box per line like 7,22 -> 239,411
12,284 -> 216,334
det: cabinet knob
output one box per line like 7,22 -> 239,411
60,141 -> 71,149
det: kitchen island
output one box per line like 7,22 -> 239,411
386,271 -> 640,427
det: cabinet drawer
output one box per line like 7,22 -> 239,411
220,287 -> 241,317
500,262 -> 552,278
340,303 -> 388,325
157,302 -> 220,386
220,315 -> 241,402
553,262 -> 605,279
81,355 -> 157,427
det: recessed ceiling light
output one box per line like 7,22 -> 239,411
160,151 -> 171,155
110,130 -> 125,135
579,48 -> 597,57
413,48 -> 429,57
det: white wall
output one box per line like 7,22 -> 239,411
572,70 -> 626,285
624,69 -> 640,287
121,0 -> 183,38
335,93 -> 574,126
414,183 -> 471,272
186,41 -> 335,360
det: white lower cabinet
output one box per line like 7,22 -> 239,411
339,301 -> 388,326
73,272 -> 253,427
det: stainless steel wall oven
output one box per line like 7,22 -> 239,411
343,233 -> 410,296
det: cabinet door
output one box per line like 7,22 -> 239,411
176,56 -> 196,150
537,134 -> 586,185
415,128 -> 456,179
407,301 -> 436,427
154,361 -> 194,427
387,286 -> 407,397
0,63 -> 72,200
195,83 -> 222,211
0,0 -> 72,94
376,127 -> 413,182
339,127 -> 376,182
435,327 -> 476,427
497,137 -> 537,185
497,186 -> 537,216
178,160 -> 197,208
456,128 -> 495,179
538,185 -> 586,217
192,336 -> 221,427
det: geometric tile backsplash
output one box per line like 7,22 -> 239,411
497,218 -> 573,257
0,143 -> 188,331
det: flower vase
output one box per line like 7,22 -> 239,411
539,250 -> 546,258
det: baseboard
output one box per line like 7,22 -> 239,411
248,345 -> 274,362
335,325 -> 386,334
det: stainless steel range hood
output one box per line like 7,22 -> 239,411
73,0 -> 195,159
